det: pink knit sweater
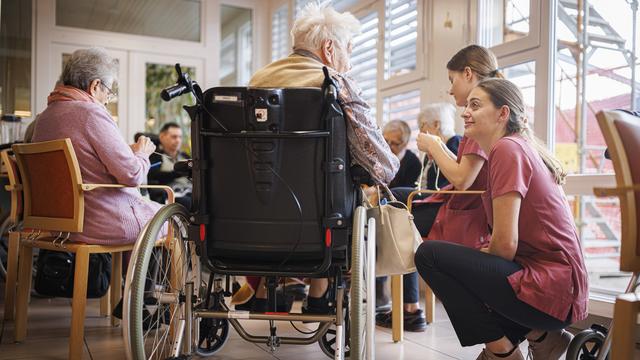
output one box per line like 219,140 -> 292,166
32,101 -> 161,245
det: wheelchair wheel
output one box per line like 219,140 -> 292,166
124,203 -> 204,360
349,206 -> 371,360
195,290 -> 230,356
319,294 -> 350,358
565,327 -> 610,360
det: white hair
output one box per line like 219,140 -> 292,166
60,47 -> 118,90
383,120 -> 411,145
291,2 -> 361,51
418,103 -> 457,139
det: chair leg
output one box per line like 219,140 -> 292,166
425,282 -> 435,324
14,244 -> 33,342
611,292 -> 640,360
100,289 -> 110,317
391,274 -> 403,342
69,248 -> 90,360
110,252 -> 122,327
3,231 -> 20,320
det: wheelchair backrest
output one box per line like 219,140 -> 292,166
196,86 -> 354,274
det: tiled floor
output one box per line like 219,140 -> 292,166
0,292 -> 529,360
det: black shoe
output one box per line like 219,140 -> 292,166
302,295 -> 332,315
285,283 -> 307,301
375,309 -> 427,332
112,298 -> 123,319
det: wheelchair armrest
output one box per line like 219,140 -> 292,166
407,189 -> 485,212
593,184 -> 640,197
80,184 -> 175,204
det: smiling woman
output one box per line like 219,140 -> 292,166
415,78 -> 587,360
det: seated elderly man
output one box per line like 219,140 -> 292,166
147,122 -> 191,208
239,3 -> 398,313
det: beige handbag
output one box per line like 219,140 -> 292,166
366,185 -> 422,276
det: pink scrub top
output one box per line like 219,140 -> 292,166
482,135 -> 588,323
424,136 -> 491,249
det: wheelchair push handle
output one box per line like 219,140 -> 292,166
160,63 -> 199,102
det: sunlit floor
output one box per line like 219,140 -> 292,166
0,287 -> 628,360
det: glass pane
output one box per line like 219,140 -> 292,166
382,90 -> 421,152
566,195 -> 629,294
56,0 -> 201,42
0,0 -> 32,119
501,61 -> 536,124
350,11 -> 379,119
271,5 -> 289,61
220,6 -> 253,86
478,0 -> 530,47
145,63 -> 195,154
384,0 -> 418,79
554,0 -> 638,297
62,53 -> 120,123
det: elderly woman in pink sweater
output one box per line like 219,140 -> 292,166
32,47 -> 159,246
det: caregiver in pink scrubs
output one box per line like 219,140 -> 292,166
414,78 -> 588,360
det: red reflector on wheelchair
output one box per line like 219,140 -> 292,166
325,228 -> 331,247
200,224 -> 206,242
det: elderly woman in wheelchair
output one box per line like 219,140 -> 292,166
122,4 -> 397,360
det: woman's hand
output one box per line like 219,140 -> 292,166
131,135 -> 156,156
362,185 -> 379,205
416,132 -> 442,155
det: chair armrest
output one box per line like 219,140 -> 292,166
593,184 -> 640,197
407,189 -> 484,212
80,184 -> 175,204
5,184 -> 22,191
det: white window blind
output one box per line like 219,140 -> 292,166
350,11 -> 379,118
384,0 -> 418,79
271,4 -> 289,61
382,89 -> 421,152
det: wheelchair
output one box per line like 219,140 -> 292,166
122,64 -> 376,360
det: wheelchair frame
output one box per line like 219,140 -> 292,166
123,65 -> 376,360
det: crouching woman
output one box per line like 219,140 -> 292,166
414,78 -> 588,360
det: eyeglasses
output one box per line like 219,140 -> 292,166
100,82 -> 117,102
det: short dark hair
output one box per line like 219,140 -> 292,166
160,122 -> 181,133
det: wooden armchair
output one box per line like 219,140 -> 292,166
389,188 -> 483,342
11,139 -> 173,360
593,110 -> 640,359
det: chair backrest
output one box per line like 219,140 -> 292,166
596,110 -> 640,272
1,150 -> 23,224
12,138 -> 84,233
197,86 -> 354,273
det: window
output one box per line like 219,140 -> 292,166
502,61 -> 536,124
554,0 -> 638,294
145,63 -> 196,154
55,0 -> 201,42
382,90 -> 421,152
350,11 -> 379,118
0,0 -> 32,119
220,5 -> 253,86
478,0 -> 531,47
384,0 -> 418,80
271,5 -> 289,61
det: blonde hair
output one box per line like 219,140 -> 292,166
418,103 -> 457,139
447,45 -> 503,80
291,2 -> 361,51
477,78 -> 566,185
